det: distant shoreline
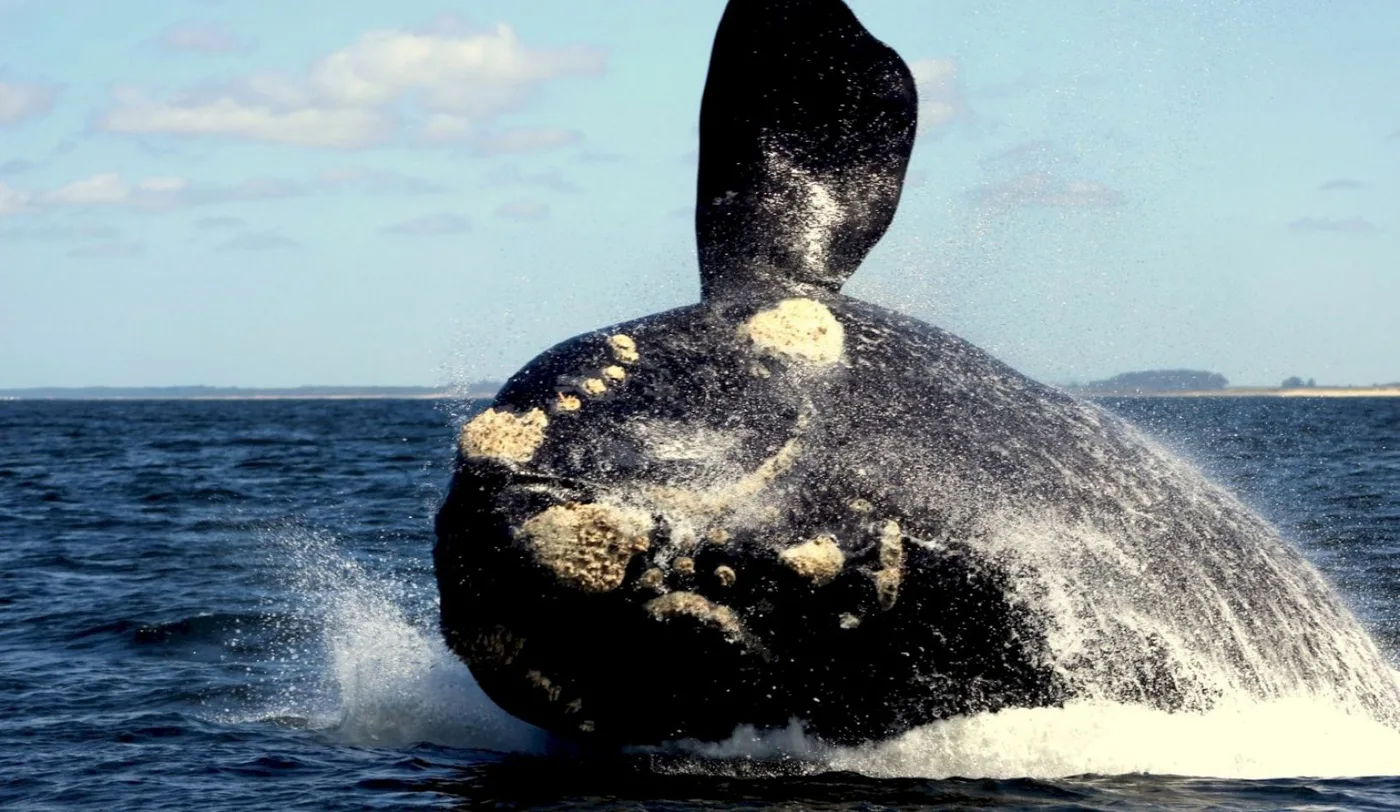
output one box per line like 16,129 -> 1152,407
1075,387 -> 1400,399
0,387 -> 495,401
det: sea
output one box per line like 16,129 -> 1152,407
2,395 -> 1398,810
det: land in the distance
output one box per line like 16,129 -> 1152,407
1070,386 -> 1400,398
0,384 -> 500,401
1067,369 -> 1400,398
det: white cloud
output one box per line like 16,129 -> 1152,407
99,94 -> 391,148
968,171 -> 1125,209
98,21 -> 604,149
422,113 -> 474,143
1318,179 -> 1365,192
217,231 -> 298,252
980,140 -> 1071,173
0,158 -> 37,176
468,126 -> 581,155
35,172 -> 299,210
137,176 -> 189,194
484,164 -> 579,193
1,167 -> 443,217
910,58 -> 965,133
158,22 -> 252,54
0,80 -> 58,125
1287,216 -> 1380,235
0,182 -> 31,215
494,199 -> 550,221
45,173 -> 130,205
380,213 -> 472,236
314,166 -> 444,195
194,215 -> 248,230
0,223 -> 120,243
68,241 -> 145,259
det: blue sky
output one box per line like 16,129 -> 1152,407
1,0 -> 1396,388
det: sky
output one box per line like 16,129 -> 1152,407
1,0 -> 1397,389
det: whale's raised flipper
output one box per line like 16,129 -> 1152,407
696,0 -> 919,301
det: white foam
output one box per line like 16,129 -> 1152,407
660,695 -> 1400,780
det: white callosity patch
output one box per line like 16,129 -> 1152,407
608,334 -> 639,364
873,520 -> 904,610
468,625 -> 526,670
460,407 -> 548,463
740,298 -> 844,366
519,503 -> 652,593
644,591 -> 745,642
779,534 -> 846,585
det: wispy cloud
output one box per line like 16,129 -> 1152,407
157,22 -> 252,54
194,215 -> 248,230
0,223 -> 121,243
968,171 -> 1125,209
484,165 -> 580,194
977,77 -> 1035,100
46,173 -> 133,205
216,230 -> 298,252
68,241 -> 145,258
910,58 -> 967,134
27,172 -> 303,212
575,149 -> 625,164
98,20 -> 605,148
468,127 -> 582,155
315,166 -> 444,195
1319,178 -> 1366,192
380,213 -> 472,236
979,140 -> 1074,173
494,199 -> 550,221
1287,216 -> 1380,235
0,158 -> 36,176
0,80 -> 59,126
0,182 -> 31,215
1,168 -> 443,217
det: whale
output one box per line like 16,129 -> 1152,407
434,0 -> 1400,746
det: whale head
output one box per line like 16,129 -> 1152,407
434,0 -> 949,746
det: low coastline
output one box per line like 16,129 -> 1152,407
0,386 -> 491,401
1075,386 -> 1400,399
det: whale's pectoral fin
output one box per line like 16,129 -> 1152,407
696,0 -> 919,301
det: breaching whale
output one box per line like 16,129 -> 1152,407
435,0 -> 1400,746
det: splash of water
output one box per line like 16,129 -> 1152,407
242,527 -> 548,753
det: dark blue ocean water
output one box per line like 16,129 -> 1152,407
2,396 -> 1397,810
